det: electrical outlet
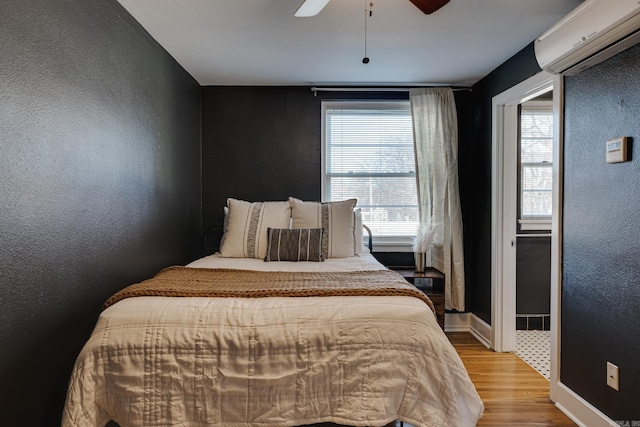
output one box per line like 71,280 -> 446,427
607,362 -> 619,391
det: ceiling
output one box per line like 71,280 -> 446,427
116,0 -> 583,87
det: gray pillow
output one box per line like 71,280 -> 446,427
264,228 -> 325,262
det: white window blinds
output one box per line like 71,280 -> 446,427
520,107 -> 553,218
323,101 -> 418,237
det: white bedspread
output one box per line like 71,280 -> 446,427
62,255 -> 483,427
187,253 -> 389,272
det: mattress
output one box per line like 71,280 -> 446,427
62,254 -> 483,427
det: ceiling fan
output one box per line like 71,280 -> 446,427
295,0 -> 450,17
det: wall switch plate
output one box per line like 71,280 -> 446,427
607,361 -> 619,391
606,137 -> 628,163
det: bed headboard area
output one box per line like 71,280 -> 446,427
204,223 -> 372,255
203,198 -> 373,256
204,224 -> 225,255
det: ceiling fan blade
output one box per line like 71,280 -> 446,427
408,0 -> 450,14
295,0 -> 330,17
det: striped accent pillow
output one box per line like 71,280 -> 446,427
219,199 -> 291,259
289,197 -> 357,258
264,228 -> 325,262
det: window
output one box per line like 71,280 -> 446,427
322,101 -> 418,245
519,101 -> 553,229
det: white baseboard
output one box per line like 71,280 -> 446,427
469,314 -> 491,348
443,313 -> 491,351
444,312 -> 470,332
554,382 -> 618,427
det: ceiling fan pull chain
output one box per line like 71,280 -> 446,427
362,0 -> 370,63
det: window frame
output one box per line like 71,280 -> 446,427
518,100 -> 554,231
321,100 -> 417,250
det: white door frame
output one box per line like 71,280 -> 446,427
491,71 -> 564,399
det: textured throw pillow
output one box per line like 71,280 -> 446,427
289,197 -> 357,258
264,228 -> 325,262
219,198 -> 291,259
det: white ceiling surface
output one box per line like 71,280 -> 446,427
116,0 -> 583,87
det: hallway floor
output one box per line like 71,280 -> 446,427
515,329 -> 551,380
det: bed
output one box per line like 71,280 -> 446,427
62,198 -> 483,427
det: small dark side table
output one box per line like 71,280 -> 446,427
388,267 -> 445,330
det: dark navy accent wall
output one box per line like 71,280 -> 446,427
516,237 -> 551,314
562,43 -> 640,421
201,87 -> 323,241
201,88 -> 441,259
201,88 -> 472,293
467,43 -> 543,323
0,1 -> 201,425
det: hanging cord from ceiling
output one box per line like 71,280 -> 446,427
363,0 -> 372,63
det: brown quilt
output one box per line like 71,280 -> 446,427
104,267 -> 435,313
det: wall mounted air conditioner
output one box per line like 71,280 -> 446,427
535,0 -> 640,75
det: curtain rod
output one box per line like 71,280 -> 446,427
311,86 -> 472,96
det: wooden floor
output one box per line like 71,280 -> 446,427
448,332 -> 576,426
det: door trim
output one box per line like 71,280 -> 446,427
491,72 -> 562,376
549,74 -> 564,401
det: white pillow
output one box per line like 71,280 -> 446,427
354,208 -> 369,254
289,197 -> 357,258
219,198 -> 291,259
219,206 -> 229,249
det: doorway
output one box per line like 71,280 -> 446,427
514,91 -> 554,380
491,71 -> 564,400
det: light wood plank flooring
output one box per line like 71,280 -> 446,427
448,332 -> 576,426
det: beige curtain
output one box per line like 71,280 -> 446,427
410,88 -> 465,311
